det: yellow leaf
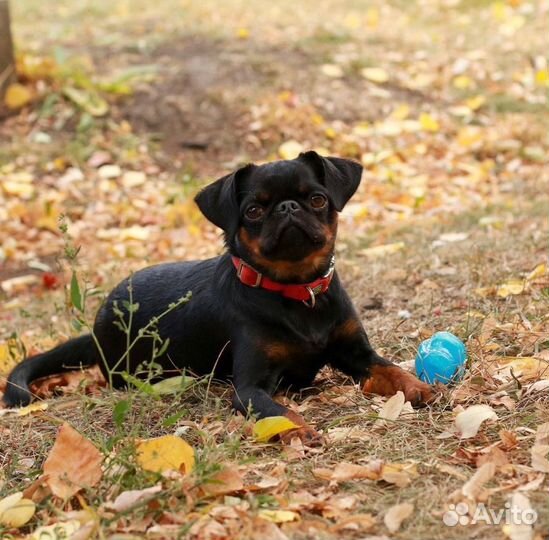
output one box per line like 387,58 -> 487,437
136,435 -> 195,474
366,7 -> 379,27
452,75 -> 474,89
17,402 -> 48,416
527,263 -> 546,281
419,113 -> 439,132
258,509 -> 299,523
496,279 -> 525,298
30,520 -> 82,539
0,342 -> 17,374
236,28 -> 249,39
495,357 -> 549,382
359,242 -> 405,258
253,416 -> 299,442
390,104 -> 410,120
4,83 -> 32,109
465,95 -> 486,111
361,67 -> 389,83
320,64 -> 343,78
457,126 -> 483,148
278,140 -> 304,160
62,87 -> 109,117
0,492 -> 35,528
535,69 -> 549,87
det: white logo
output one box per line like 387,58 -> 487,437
443,502 -> 538,527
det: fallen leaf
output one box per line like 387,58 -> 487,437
200,466 -> 244,496
495,357 -> 549,382
321,64 -> 343,78
62,86 -> 109,116
4,83 -> 32,109
29,520 -> 82,539
419,112 -> 440,132
314,461 -> 381,482
43,423 -> 103,499
455,405 -> 498,439
462,462 -> 496,500
104,485 -> 162,512
380,462 -> 417,488
384,502 -> 414,533
17,402 -> 48,416
151,375 -> 196,395
278,140 -> 304,160
530,445 -> 549,473
527,263 -> 546,281
0,492 -> 35,528
361,67 -> 389,83
376,391 -> 406,423
359,242 -> 405,258
496,279 -> 526,298
0,342 -> 17,374
258,509 -> 299,523
253,416 -> 299,442
136,434 -> 195,474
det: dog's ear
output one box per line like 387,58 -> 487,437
194,164 -> 255,233
298,151 -> 362,211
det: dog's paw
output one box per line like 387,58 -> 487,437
398,374 -> 436,407
362,364 -> 437,408
278,426 -> 325,447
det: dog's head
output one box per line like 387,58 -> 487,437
195,151 -> 362,282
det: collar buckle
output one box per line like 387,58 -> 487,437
236,260 -> 262,287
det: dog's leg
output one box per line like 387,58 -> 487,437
328,316 -> 434,407
231,339 -> 324,445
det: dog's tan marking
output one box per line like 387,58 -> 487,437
237,219 -> 337,282
332,318 -> 362,340
362,364 -> 435,406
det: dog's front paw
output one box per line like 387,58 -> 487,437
398,373 -> 435,407
278,425 -> 325,447
362,364 -> 436,408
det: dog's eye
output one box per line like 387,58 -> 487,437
245,205 -> 264,220
310,194 -> 328,209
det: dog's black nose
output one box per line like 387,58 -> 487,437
275,200 -> 300,214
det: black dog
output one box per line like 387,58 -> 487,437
4,151 -> 433,443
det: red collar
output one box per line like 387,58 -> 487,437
231,255 -> 335,308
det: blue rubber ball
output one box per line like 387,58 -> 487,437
415,331 -> 466,384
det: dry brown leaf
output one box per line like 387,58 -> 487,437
530,445 -> 549,473
200,466 -> 244,496
380,462 -> 417,488
534,422 -> 549,445
43,423 -> 103,499
376,391 -> 406,424
313,461 -> 381,482
455,404 -> 498,439
476,447 -> 509,468
331,513 -> 376,532
384,502 -> 414,533
104,485 -> 162,513
462,462 -> 496,501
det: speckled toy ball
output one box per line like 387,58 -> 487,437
415,331 -> 466,384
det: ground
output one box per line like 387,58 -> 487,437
0,1 -> 548,539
